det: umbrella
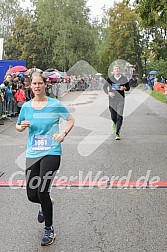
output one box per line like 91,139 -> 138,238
44,71 -> 62,78
54,72 -> 61,77
95,73 -> 102,76
49,72 -> 61,79
149,70 -> 158,75
8,65 -> 27,73
45,68 -> 55,72
59,71 -> 67,77
49,74 -> 59,81
43,71 -> 55,78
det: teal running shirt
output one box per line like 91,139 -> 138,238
17,97 -> 70,158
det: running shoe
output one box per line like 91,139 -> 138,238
38,210 -> 45,223
41,226 -> 56,246
112,123 -> 116,131
115,134 -> 121,140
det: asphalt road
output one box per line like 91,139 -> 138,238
0,88 -> 167,252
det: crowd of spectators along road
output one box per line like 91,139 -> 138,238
0,72 -> 34,122
0,71 -> 104,125
142,74 -> 167,90
69,74 -> 104,91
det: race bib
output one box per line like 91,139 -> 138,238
112,84 -> 120,91
32,135 -> 52,150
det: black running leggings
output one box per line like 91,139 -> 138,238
26,155 -> 61,227
109,100 -> 124,135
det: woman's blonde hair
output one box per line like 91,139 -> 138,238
29,72 -> 47,84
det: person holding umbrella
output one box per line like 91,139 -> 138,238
16,72 -> 74,246
148,71 -> 158,90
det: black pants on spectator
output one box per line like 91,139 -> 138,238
109,99 -> 124,135
26,155 -> 61,227
17,101 -> 25,114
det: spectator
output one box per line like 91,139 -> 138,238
45,78 -> 52,97
24,76 -> 33,101
14,82 -> 26,114
1,80 -> 12,114
148,75 -> 154,90
154,76 -> 158,83
142,74 -> 148,91
161,76 -> 165,84
0,88 -> 4,125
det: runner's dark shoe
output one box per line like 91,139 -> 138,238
115,134 -> 121,140
38,210 -> 45,223
41,226 -> 56,246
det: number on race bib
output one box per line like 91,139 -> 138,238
32,135 -> 52,150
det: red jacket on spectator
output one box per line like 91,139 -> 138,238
14,89 -> 26,102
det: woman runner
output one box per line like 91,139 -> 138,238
16,72 -> 74,246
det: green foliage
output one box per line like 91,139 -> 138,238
49,0 -> 97,71
1,0 -> 167,77
0,0 -> 23,36
103,2 -> 143,75
4,16 -> 48,69
3,0 -> 99,71
147,59 -> 167,78
131,0 -> 167,69
134,0 -> 167,27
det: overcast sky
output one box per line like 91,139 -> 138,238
22,0 -> 123,20
87,0 -> 116,19
87,0 -> 134,19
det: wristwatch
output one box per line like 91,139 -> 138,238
62,130 -> 68,136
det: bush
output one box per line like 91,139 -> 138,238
147,59 -> 167,80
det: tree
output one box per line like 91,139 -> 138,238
95,7 -> 111,76
105,2 -> 143,75
3,0 -> 100,71
51,0 -> 97,71
29,0 -> 98,71
147,58 -> 167,79
34,0 -> 58,68
4,16 -> 48,69
133,0 -> 167,27
132,0 -> 167,61
0,0 -> 23,36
